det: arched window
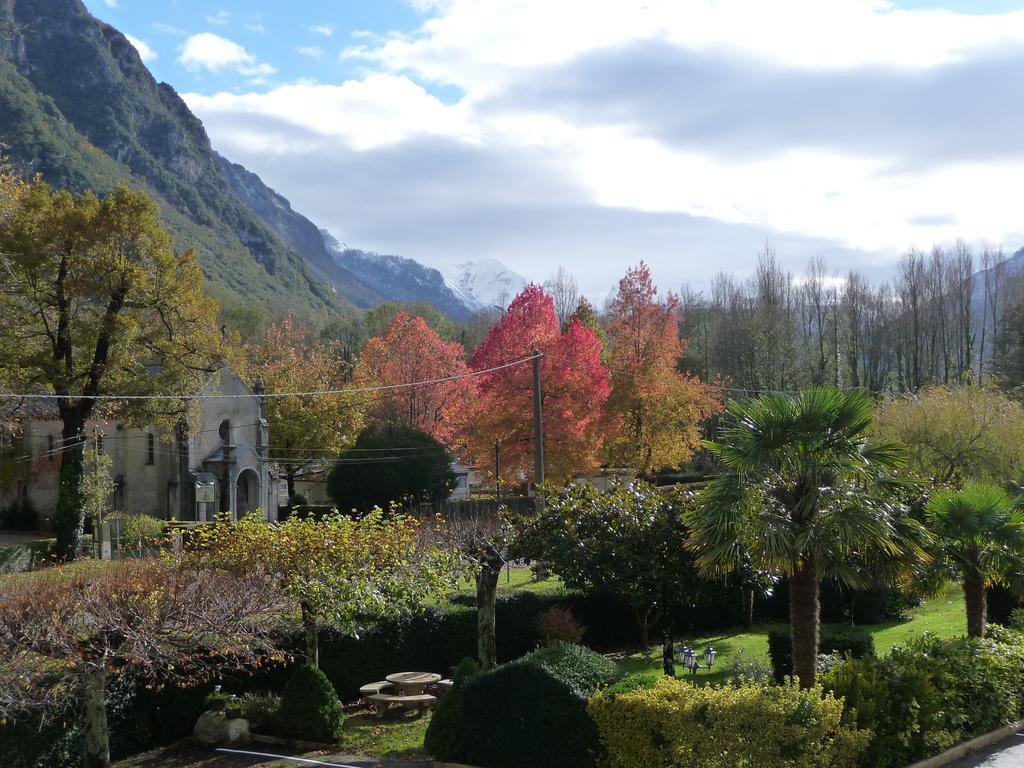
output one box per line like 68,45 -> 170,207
219,420 -> 232,444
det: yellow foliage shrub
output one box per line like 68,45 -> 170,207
587,676 -> 869,768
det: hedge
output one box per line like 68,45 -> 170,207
275,664 -> 344,743
460,642 -> 620,768
588,676 -> 869,768
768,624 -> 875,683
822,628 -> 1024,768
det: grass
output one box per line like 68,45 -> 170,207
613,583 -> 968,684
340,707 -> 432,757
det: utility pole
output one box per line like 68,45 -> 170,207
494,440 -> 501,507
532,348 -> 544,496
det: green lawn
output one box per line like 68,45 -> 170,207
340,707 -> 432,757
613,583 -> 967,684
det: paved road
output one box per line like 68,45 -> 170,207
115,744 -> 430,768
947,731 -> 1024,768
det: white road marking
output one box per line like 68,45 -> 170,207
214,747 -> 366,768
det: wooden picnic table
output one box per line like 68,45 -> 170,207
385,672 -> 441,695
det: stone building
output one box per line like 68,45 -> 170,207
1,369 -> 282,524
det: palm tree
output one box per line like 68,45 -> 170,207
925,484 -> 1024,637
688,387 -> 926,688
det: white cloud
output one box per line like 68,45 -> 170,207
244,22 -> 266,34
103,0 -> 118,7
308,24 -> 334,37
125,34 -> 157,63
152,22 -> 188,36
296,45 -> 324,60
188,0 -> 1024,291
206,10 -> 230,26
185,74 -> 478,152
178,33 -> 276,77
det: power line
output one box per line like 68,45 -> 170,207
0,353 -> 541,402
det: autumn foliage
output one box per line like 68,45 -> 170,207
467,284 -> 610,483
603,262 -> 722,472
353,312 -> 475,445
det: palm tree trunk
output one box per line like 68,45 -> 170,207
789,557 -> 820,689
963,569 -> 987,638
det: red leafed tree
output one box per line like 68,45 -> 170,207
604,262 -> 722,472
467,284 -> 610,483
352,312 -> 475,446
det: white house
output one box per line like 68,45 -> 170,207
1,369 -> 281,524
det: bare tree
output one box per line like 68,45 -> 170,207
0,558 -> 287,768
545,267 -> 581,330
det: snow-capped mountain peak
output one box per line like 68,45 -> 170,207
446,259 -> 528,312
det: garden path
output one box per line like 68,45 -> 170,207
946,730 -> 1024,768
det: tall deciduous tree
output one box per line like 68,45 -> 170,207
925,484 -> 1024,638
872,386 -> 1024,486
352,312 -> 474,445
467,284 -> 609,483
688,387 -> 926,688
0,181 -> 222,559
0,557 -> 287,768
247,315 -> 363,501
603,262 -> 721,473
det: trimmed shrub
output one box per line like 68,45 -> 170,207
239,692 -> 281,731
274,664 -> 344,744
424,656 -> 479,762
460,642 -> 620,768
768,624 -> 875,683
822,630 -> 1024,768
536,605 -> 586,645
588,676 -> 869,768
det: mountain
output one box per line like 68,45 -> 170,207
0,0 -> 361,320
446,259 -> 529,311
215,154 -> 384,310
322,233 -> 475,320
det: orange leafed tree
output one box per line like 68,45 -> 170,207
604,262 -> 722,472
247,315 -> 363,500
467,284 -> 610,484
352,312 -> 475,446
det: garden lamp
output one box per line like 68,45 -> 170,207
704,646 -> 717,668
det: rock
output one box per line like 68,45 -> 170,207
193,711 -> 251,747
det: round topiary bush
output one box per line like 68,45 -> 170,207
274,663 -> 344,743
424,656 -> 480,762
460,642 -> 620,768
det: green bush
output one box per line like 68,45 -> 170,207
460,643 -> 620,768
274,664 -> 344,744
424,656 -> 479,762
822,630 -> 1024,768
588,676 -> 869,768
768,624 -> 875,683
239,692 -> 281,731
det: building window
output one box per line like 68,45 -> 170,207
219,420 -> 232,444
46,434 -> 54,457
146,433 -> 155,465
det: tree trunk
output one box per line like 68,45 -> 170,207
286,470 -> 296,503
963,568 -> 987,638
661,625 -> 675,678
634,607 -> 651,652
789,557 -> 820,689
82,666 -> 110,768
55,417 -> 87,561
301,601 -> 318,667
742,587 -> 754,631
476,562 -> 501,670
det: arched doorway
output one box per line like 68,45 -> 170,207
235,468 -> 260,516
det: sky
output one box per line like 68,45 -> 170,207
82,0 -> 1024,298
